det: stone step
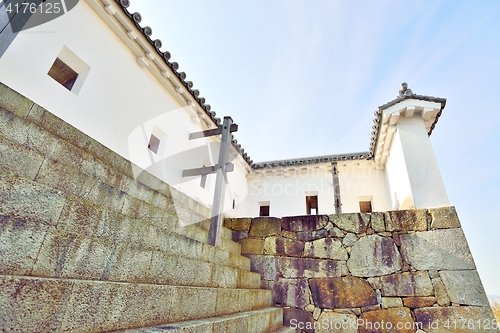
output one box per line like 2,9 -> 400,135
0,275 -> 272,333
0,171 -> 259,288
112,307 -> 283,333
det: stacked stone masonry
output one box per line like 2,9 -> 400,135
0,83 -> 288,332
225,208 -> 499,333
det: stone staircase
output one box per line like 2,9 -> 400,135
0,83 -> 290,332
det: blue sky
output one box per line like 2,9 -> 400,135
128,0 -> 500,295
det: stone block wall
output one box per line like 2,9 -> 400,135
0,83 -> 271,332
225,208 -> 500,332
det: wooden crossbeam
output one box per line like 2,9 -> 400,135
189,124 -> 238,140
182,163 -> 234,177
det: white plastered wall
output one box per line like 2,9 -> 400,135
338,161 -> 391,213
0,1 -> 250,213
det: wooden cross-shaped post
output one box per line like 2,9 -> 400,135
183,116 -> 237,247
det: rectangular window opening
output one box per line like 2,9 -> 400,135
148,134 -> 161,154
47,46 -> 90,95
359,201 -> 373,213
259,205 -> 270,217
48,58 -> 79,91
306,195 -> 318,215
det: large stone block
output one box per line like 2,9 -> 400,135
247,255 -> 278,280
282,215 -> 328,232
371,212 -> 385,232
297,229 -> 329,242
0,82 -> 34,118
283,308 -> 315,333
309,277 -> 377,308
60,280 -> 174,332
0,276 -> 72,332
330,213 -> 370,234
439,270 -> 490,306
399,229 -> 476,270
429,206 -> 461,229
432,277 -> 451,306
250,217 -> 281,237
240,238 -> 264,255
224,217 -> 252,231
368,272 -> 433,297
303,237 -> 348,260
0,174 -> 67,226
264,237 -> 304,257
268,278 -> 310,308
0,135 -> 45,180
403,297 -> 437,308
414,306 -> 500,333
359,307 -> 416,333
277,257 -> 342,279
347,234 -> 402,277
147,252 -> 213,287
0,216 -> 49,275
385,209 -> 427,232
316,311 -> 358,333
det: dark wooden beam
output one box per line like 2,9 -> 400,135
189,123 -> 238,140
182,162 -> 234,177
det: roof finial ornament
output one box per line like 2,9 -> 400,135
399,82 -> 413,97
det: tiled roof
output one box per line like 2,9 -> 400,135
368,85 -> 446,159
252,152 -> 369,169
115,0 -> 254,166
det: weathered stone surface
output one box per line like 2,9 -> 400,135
403,297 -> 437,308
0,216 -> 49,275
429,206 -> 461,229
0,82 -> 34,118
309,277 -> 377,308
385,209 -> 427,232
317,311 -> 358,333
303,237 -> 348,260
399,229 -> 476,270
368,272 -> 433,297
329,226 -> 345,237
347,234 -> 402,277
247,255 -> 278,280
297,229 -> 328,242
0,275 -> 72,332
0,136 -> 45,180
0,174 -> 67,226
268,278 -> 310,308
224,217 -> 252,230
232,230 -> 249,242
432,277 -> 451,306
381,297 -> 403,308
371,212 -> 385,232
277,257 -> 342,278
439,270 -> 490,306
414,306 -> 500,333
313,307 -> 321,320
249,217 -> 281,236
284,308 -> 314,333
282,214 -> 328,232
239,238 -> 264,255
343,233 -> 358,246
359,307 -> 416,333
330,213 -> 370,234
263,237 -> 304,257
281,230 -> 296,238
